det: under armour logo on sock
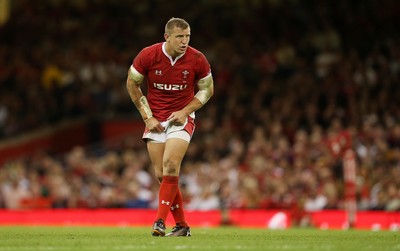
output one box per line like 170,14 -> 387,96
170,204 -> 180,211
161,200 -> 170,205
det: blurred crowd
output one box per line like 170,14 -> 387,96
1,0 -> 400,224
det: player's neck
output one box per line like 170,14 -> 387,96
164,44 -> 181,60
166,50 -> 179,60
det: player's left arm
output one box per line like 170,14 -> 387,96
194,74 -> 214,105
167,74 -> 214,124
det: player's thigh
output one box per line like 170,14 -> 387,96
163,138 -> 190,176
147,141 -> 165,180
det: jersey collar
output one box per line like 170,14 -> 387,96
162,42 -> 185,66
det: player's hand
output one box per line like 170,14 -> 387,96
167,110 -> 188,126
145,117 -> 164,132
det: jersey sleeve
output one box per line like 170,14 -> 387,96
132,47 -> 151,75
196,52 -> 212,80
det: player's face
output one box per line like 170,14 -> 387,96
165,27 -> 190,57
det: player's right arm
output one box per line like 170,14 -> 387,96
126,66 -> 164,132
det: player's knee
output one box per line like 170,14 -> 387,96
163,159 -> 179,176
154,166 -> 163,181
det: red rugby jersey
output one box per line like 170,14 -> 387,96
132,42 -> 211,121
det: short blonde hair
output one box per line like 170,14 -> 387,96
165,17 -> 190,34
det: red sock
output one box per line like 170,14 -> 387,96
156,176 -> 179,222
170,188 -> 188,227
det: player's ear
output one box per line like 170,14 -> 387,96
164,33 -> 169,41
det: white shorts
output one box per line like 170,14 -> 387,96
143,117 -> 195,143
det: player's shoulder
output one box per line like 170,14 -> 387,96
186,46 -> 207,59
140,43 -> 163,55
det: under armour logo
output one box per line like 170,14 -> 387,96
155,70 -> 162,76
161,200 -> 170,205
170,204 -> 180,211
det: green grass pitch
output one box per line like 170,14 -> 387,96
0,226 -> 398,251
